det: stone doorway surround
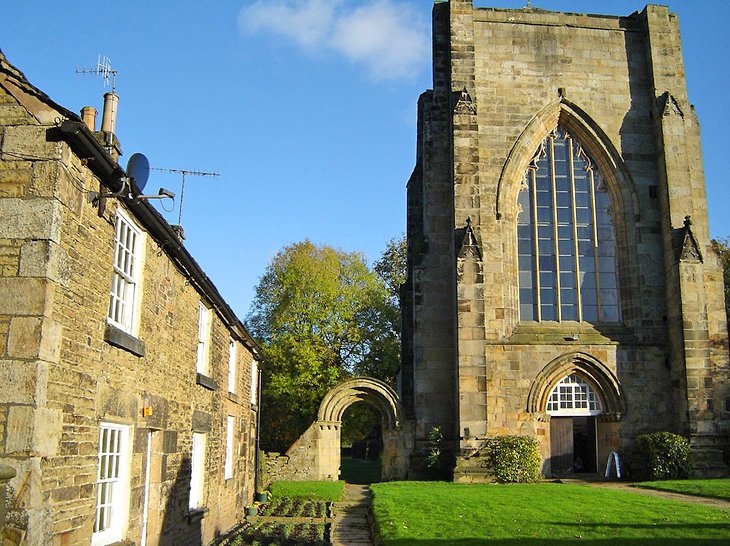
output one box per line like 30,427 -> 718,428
527,352 -> 624,476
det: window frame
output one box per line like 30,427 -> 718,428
92,422 -> 131,546
196,302 -> 212,375
250,360 -> 259,406
189,432 -> 206,510
224,416 -> 235,480
107,210 -> 144,334
227,338 -> 237,394
546,374 -> 602,416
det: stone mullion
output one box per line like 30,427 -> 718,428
530,168 -> 541,321
568,137 -> 582,322
588,169 -> 602,319
549,135 -> 561,321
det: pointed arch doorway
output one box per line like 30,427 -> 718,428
547,374 -> 602,474
527,353 -> 624,477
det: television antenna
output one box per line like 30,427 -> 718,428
151,167 -> 219,238
76,55 -> 118,92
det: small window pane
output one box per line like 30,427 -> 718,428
520,304 -> 535,321
561,306 -> 578,321
519,288 -> 535,304
601,305 -> 620,322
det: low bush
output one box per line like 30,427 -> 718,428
480,435 -> 541,483
635,431 -> 692,480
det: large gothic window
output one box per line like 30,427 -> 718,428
517,127 -> 619,322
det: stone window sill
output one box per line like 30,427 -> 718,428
196,373 -> 218,391
227,392 -> 239,403
105,324 -> 146,357
507,321 -> 632,344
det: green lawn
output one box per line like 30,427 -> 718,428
636,479 -> 730,502
340,455 -> 382,484
269,480 -> 344,502
371,481 -> 730,545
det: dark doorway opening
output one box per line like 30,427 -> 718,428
572,416 -> 597,473
550,416 -> 597,475
339,403 -> 382,484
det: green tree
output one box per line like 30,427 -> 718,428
247,240 -> 401,452
356,236 -> 407,381
711,237 -> 730,331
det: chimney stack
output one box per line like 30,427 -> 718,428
100,92 -> 119,135
81,106 -> 97,132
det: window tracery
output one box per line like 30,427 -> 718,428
517,127 -> 619,322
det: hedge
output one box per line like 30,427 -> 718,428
635,431 -> 692,480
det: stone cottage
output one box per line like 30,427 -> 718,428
0,50 -> 261,545
401,1 -> 730,478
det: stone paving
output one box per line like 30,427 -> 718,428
331,484 -> 374,546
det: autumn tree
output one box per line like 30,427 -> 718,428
247,239 -> 403,452
712,237 -> 730,331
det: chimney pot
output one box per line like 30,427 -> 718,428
100,92 -> 119,135
80,106 -> 97,132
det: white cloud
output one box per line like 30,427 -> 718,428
330,1 -> 428,80
238,0 -> 429,81
239,0 -> 342,49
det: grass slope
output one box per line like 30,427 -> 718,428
269,480 -> 344,502
636,479 -> 730,502
371,481 -> 730,545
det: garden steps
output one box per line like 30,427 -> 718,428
331,483 -> 374,546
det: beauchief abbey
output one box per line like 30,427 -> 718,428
401,0 -> 730,477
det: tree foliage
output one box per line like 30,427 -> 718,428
247,239 -> 404,452
712,237 -> 730,330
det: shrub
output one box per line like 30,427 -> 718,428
635,432 -> 692,480
425,426 -> 446,479
480,435 -> 541,483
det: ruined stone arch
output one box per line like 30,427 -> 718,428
281,378 -> 412,481
317,377 -> 404,429
527,352 -> 624,420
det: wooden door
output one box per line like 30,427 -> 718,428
550,417 -> 573,475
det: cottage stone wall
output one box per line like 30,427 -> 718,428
1,53 -> 259,545
404,1 -> 729,478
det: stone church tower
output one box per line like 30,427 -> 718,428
401,0 -> 730,477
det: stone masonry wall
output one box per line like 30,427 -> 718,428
406,1 -> 729,477
0,57 -> 259,545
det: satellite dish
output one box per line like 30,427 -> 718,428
126,153 -> 150,194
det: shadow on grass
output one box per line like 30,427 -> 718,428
547,522 -> 730,530
340,455 -> 381,484
382,537 -> 728,546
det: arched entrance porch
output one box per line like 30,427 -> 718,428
527,353 -> 624,476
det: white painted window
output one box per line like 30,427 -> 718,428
189,432 -> 206,510
225,416 -> 235,480
250,360 -> 259,406
108,211 -> 143,333
546,374 -> 602,416
228,338 -> 237,393
196,302 -> 211,375
92,423 -> 131,546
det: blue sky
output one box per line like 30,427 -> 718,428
2,1 -> 728,319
